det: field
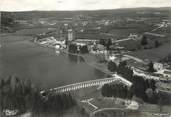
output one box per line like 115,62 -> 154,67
2,7 -> 171,40
130,42 -> 171,62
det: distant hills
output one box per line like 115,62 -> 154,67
1,7 -> 171,13
1,7 -> 171,21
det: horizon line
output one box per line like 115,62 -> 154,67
1,6 -> 171,12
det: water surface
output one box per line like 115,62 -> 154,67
0,31 -> 107,89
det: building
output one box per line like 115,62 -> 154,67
37,36 -> 66,49
133,67 -> 159,80
128,33 -> 139,40
68,29 -> 75,41
163,69 -> 171,78
108,55 -> 117,62
59,24 -> 75,42
154,69 -> 171,79
153,62 -> 164,71
54,44 -> 61,49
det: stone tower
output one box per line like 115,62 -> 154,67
67,28 -> 74,41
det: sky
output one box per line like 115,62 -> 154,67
0,0 -> 171,11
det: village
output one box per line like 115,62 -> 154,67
34,22 -> 171,94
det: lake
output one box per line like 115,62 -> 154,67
0,30 -> 107,89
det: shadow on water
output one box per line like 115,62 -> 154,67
67,53 -> 108,78
67,54 -> 84,63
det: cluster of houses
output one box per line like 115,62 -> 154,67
36,34 -> 108,54
37,36 -> 67,49
35,23 -> 116,55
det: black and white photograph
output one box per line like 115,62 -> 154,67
0,0 -> 171,117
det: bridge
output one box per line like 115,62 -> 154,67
41,74 -> 132,94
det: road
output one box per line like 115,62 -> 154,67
123,54 -> 147,64
114,38 -> 134,43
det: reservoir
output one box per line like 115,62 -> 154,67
0,30 -> 107,89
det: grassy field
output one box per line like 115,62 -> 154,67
14,28 -> 56,36
91,97 -> 126,109
130,42 -> 171,62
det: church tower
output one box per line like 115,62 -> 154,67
67,28 -> 75,41
59,23 -> 75,41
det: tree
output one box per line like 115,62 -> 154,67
106,39 -> 112,50
33,93 -> 76,115
99,39 -> 112,50
130,75 -> 148,101
118,61 -> 127,67
148,79 -> 156,91
146,88 -> 154,99
0,76 -> 41,113
1,12 -> 17,33
107,61 -> 117,72
141,35 -> 148,46
145,88 -> 159,104
117,61 -> 133,81
80,45 -> 89,54
155,40 -> 160,48
1,13 -> 15,27
101,84 -> 110,97
0,76 -> 77,116
147,61 -> 156,73
129,75 -> 160,104
99,39 -> 105,46
68,44 -> 78,53
101,83 -> 131,99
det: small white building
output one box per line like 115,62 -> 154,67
133,67 -> 159,80
163,69 -> 171,78
75,42 -> 86,46
128,33 -> 138,40
108,55 -> 116,62
54,44 -> 61,49
3,109 -> 18,116
55,40 -> 66,45
126,101 -> 139,110
153,62 -> 164,71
